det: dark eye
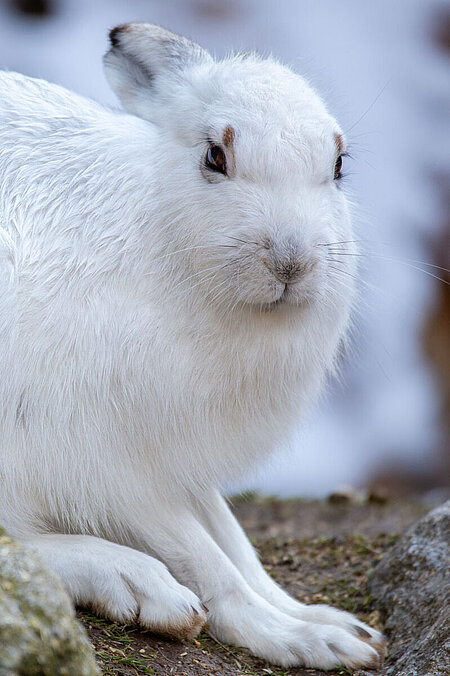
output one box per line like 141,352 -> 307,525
334,155 -> 343,180
205,145 -> 227,175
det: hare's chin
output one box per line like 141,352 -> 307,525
248,285 -> 313,313
263,285 -> 289,311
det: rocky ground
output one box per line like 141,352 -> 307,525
76,494 -> 445,676
0,528 -> 99,675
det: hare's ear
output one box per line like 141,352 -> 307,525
103,23 -> 211,119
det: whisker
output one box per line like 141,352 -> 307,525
223,235 -> 261,246
176,270 -> 224,299
173,252 -> 256,303
168,263 -> 230,295
326,251 -> 450,275
327,252 -> 449,285
327,262 -> 381,296
151,243 -> 241,267
208,278 -> 232,306
345,79 -> 391,135
317,240 -> 363,247
327,264 -> 359,283
143,245 -> 217,273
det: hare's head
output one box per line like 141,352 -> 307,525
104,24 -> 355,317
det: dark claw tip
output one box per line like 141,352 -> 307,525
354,625 -> 372,640
201,603 -> 209,613
191,605 -> 199,615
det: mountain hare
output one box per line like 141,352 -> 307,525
0,24 -> 385,670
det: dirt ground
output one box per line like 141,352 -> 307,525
78,496 -> 433,676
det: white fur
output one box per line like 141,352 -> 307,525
0,24 -> 384,669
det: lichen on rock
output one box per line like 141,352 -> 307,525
370,500 -> 450,676
0,531 -> 99,676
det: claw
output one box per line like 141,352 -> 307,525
354,624 -> 372,640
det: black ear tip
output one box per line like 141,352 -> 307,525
109,24 -> 129,48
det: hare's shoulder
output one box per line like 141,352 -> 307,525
0,70 -> 107,128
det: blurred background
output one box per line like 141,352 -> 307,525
1,0 -> 448,498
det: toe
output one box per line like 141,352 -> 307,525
351,623 -> 387,656
170,605 -> 207,640
139,599 -> 207,641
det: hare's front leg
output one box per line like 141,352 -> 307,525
193,490 -> 386,655
22,534 -> 206,639
140,505 -> 381,670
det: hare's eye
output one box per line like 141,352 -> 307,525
334,155 -> 343,180
205,145 -> 227,175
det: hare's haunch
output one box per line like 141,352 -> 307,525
0,24 -> 385,670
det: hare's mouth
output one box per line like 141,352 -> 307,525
260,285 -> 289,312
256,282 -> 316,313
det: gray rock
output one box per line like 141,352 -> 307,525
0,528 -> 99,676
370,500 -> 450,676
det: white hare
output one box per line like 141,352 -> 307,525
0,24 -> 385,670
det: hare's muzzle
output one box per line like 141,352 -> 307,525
263,237 -> 318,286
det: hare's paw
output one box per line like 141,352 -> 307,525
137,578 -> 207,640
288,623 -> 381,671
292,604 -> 386,657
210,596 -> 380,670
136,574 -> 207,640
222,619 -> 381,670
90,548 -> 207,640
25,534 -> 208,641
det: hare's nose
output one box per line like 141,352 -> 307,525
271,259 -> 304,284
265,239 -> 315,285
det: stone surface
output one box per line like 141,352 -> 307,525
370,500 -> 450,676
0,528 -> 99,676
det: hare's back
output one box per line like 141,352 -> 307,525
0,70 -> 104,129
